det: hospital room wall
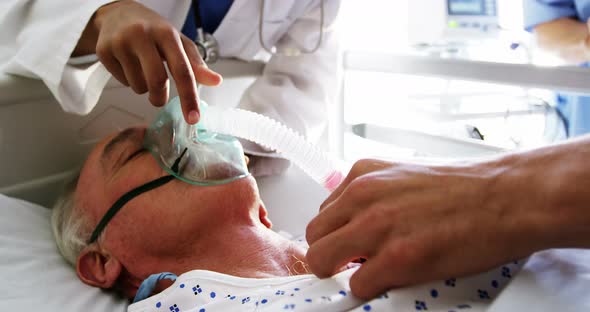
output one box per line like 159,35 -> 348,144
338,0 -> 524,53
0,77 -> 161,207
334,0 -> 544,162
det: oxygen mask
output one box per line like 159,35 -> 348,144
144,99 -> 250,186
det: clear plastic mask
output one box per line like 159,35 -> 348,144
144,98 -> 250,186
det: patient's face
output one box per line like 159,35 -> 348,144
75,126 -> 264,277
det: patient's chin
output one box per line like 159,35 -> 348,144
259,205 -> 272,228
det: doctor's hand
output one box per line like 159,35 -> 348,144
74,0 -> 222,124
305,158 -> 559,299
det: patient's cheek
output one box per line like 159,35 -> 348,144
198,177 -> 260,221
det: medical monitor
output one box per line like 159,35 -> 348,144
408,0 -> 500,46
446,0 -> 499,35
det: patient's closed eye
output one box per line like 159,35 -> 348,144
125,148 -> 147,163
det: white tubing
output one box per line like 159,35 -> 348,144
198,106 -> 343,191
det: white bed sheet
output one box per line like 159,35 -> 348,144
490,249 -> 590,312
0,193 -> 128,311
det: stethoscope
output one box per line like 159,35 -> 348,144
193,0 -> 325,64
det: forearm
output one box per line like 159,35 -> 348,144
488,136 -> 590,251
533,17 -> 590,64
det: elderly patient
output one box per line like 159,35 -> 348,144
51,126 -> 519,312
51,126 -> 308,290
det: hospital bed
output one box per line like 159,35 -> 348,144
1,61 -> 590,311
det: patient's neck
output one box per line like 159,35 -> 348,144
132,222 -> 309,281
183,223 -> 309,278
120,223 -> 309,299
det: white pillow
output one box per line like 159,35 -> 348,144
0,194 -> 128,311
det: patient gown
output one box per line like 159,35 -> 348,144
127,261 -> 522,312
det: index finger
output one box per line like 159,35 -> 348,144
320,159 -> 393,212
157,29 -> 200,124
306,193 -> 353,246
306,221 -> 375,278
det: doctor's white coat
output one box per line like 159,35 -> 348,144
0,0 -> 341,175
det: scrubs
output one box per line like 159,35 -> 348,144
181,0 -> 234,41
524,0 -> 590,137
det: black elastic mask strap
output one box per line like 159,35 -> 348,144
87,148 -> 188,244
87,175 -> 174,244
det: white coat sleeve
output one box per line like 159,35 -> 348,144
0,0 -> 190,115
238,0 -> 342,177
0,0 -> 117,114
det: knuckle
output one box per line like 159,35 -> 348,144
304,245 -> 327,277
355,205 -> 388,230
383,240 -> 422,269
132,86 -> 147,95
136,85 -> 148,94
148,73 -> 168,91
305,220 -> 319,244
173,65 -> 193,84
149,94 -> 165,107
154,23 -> 177,40
115,77 -> 129,87
350,159 -> 372,175
110,33 -> 127,49
345,176 -> 374,200
180,33 -> 195,47
351,158 -> 391,177
176,65 -> 192,79
382,243 -> 402,261
95,43 -> 111,60
125,22 -> 149,37
352,174 -> 375,187
131,81 -> 148,94
371,202 -> 393,222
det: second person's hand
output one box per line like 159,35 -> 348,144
305,158 -> 560,299
78,0 -> 222,124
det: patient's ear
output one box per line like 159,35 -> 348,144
259,204 -> 272,229
76,246 -> 122,289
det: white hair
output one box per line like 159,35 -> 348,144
50,172 -> 93,266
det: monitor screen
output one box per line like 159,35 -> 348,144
448,0 -> 496,16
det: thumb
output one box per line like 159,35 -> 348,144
181,35 -> 223,86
